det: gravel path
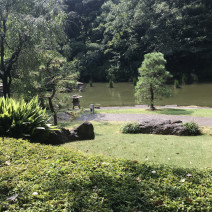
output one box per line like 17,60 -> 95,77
77,113 -> 212,127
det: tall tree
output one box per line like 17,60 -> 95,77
135,52 -> 172,110
0,0 -> 64,97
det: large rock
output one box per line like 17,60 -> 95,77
70,121 -> 95,140
32,122 -> 95,145
139,119 -> 189,136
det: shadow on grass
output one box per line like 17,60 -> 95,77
44,163 -> 206,211
157,109 -> 194,116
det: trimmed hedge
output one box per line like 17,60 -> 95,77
0,138 -> 211,211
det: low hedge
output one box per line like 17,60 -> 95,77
0,138 -> 211,211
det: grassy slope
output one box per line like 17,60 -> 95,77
0,138 -> 211,211
64,122 -> 212,169
97,108 -> 212,117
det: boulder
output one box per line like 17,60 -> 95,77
70,121 -> 95,140
138,119 -> 188,136
32,122 -> 95,145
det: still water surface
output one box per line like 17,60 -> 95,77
59,83 -> 212,108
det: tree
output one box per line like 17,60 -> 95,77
0,0 -> 64,97
135,52 -> 171,110
13,50 -> 78,125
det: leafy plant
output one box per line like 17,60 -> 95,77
121,122 -> 140,134
183,122 -> 201,136
0,96 -> 49,138
174,79 -> 180,88
89,79 -> 93,87
109,79 -> 114,88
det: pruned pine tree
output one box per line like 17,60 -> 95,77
135,52 -> 172,110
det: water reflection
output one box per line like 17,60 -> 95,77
56,83 -> 212,108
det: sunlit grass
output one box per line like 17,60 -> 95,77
63,121 -> 212,169
97,108 -> 212,117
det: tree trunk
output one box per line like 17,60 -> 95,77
48,86 -> 57,125
150,85 -> 155,111
2,76 -> 10,98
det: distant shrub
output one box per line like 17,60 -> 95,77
183,122 -> 201,136
174,79 -> 180,88
0,96 -> 49,138
190,73 -> 199,83
133,77 -> 137,86
89,79 -> 93,87
182,73 -> 188,84
109,79 -> 113,88
121,122 -> 140,134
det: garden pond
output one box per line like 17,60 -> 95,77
56,82 -> 212,109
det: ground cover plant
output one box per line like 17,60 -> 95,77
64,122 -> 212,169
97,108 -> 212,118
0,137 -> 211,211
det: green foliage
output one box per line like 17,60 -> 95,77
133,77 -> 137,86
0,97 -> 48,138
64,0 -> 212,82
184,122 -> 201,136
89,79 -> 93,87
174,80 -> 180,89
120,122 -> 140,134
0,137 -> 211,211
182,73 -> 188,85
135,52 -> 172,109
190,73 -> 199,83
109,79 -> 114,88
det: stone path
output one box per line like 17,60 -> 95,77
77,113 -> 212,127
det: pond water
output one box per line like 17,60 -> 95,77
57,83 -> 212,108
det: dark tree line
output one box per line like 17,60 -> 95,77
63,0 -> 212,83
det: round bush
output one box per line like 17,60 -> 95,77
183,122 -> 201,136
120,122 -> 140,134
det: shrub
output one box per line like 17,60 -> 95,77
89,79 -> 93,87
121,122 -> 140,134
174,79 -> 180,88
109,79 -> 113,88
0,96 -> 49,138
183,122 -> 201,136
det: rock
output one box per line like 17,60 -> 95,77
71,121 -> 95,140
138,119 -> 188,136
32,122 -> 95,145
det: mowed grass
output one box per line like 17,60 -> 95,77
97,108 -> 212,118
63,122 -> 212,169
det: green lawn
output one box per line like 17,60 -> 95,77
0,137 -> 211,211
97,108 -> 212,117
63,122 -> 212,169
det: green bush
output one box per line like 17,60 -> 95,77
183,122 -> 201,136
89,79 -> 93,87
109,79 -> 113,88
121,122 -> 140,134
0,96 -> 49,138
174,79 -> 180,88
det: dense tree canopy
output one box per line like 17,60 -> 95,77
1,0 -> 212,98
63,0 -> 212,82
